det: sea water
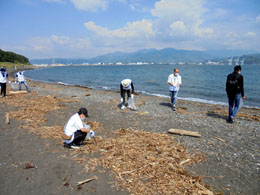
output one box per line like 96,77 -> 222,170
25,64 -> 260,108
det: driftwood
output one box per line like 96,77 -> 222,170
168,129 -> 201,137
9,91 -> 27,94
6,113 -> 10,124
195,182 -> 214,195
76,176 -> 97,186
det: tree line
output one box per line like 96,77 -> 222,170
0,49 -> 29,64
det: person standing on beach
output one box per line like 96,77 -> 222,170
0,67 -> 8,97
226,65 -> 246,123
63,108 -> 95,149
168,68 -> 182,111
15,70 -> 30,92
120,79 -> 135,110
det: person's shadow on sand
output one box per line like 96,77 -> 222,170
159,102 -> 172,108
207,111 -> 228,121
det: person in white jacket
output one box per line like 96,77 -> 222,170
15,71 -> 30,92
63,108 -> 95,149
168,68 -> 182,111
0,67 -> 8,97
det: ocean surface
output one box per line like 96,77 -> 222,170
25,64 -> 260,108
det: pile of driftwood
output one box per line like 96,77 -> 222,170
4,92 -> 214,194
80,129 -> 213,195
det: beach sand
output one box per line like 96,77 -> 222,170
0,78 -> 259,194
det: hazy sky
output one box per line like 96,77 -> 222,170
1,0 -> 260,59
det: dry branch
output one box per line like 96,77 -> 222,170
76,176 -> 97,186
168,129 -> 201,137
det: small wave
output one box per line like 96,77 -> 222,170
57,82 -> 71,86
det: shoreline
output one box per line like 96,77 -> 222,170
1,73 -> 260,194
25,76 -> 260,110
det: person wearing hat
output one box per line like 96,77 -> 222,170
15,70 -> 30,92
120,79 -> 135,110
168,68 -> 182,111
63,108 -> 95,149
0,67 -> 8,97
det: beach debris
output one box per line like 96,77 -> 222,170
5,112 -> 10,124
180,158 -> 192,165
85,94 -> 91,96
195,182 -> 214,195
63,172 -> 71,186
168,129 -> 201,137
79,129 -> 207,194
9,90 -> 27,94
24,162 -> 37,169
136,111 -> 149,115
76,176 -> 98,186
214,137 -> 226,143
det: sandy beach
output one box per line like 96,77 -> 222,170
0,77 -> 259,194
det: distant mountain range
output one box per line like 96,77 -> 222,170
30,48 -> 260,65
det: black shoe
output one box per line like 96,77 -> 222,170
64,142 -> 81,149
230,117 -> 234,123
172,107 -> 176,111
64,142 -> 72,149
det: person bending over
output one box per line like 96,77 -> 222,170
120,79 -> 135,110
63,108 -> 95,149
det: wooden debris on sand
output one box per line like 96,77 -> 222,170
76,176 -> 98,186
168,129 -> 201,137
9,91 -> 27,94
5,112 -> 10,124
80,129 -> 210,194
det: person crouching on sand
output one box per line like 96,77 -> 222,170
120,79 -> 135,110
63,108 -> 95,149
168,68 -> 182,111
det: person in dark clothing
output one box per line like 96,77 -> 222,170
226,65 -> 246,123
0,67 -> 8,97
120,79 -> 135,110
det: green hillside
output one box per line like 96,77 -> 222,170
0,49 -> 29,64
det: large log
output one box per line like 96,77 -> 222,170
9,91 -> 27,94
168,129 -> 201,137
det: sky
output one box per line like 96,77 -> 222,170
1,0 -> 260,59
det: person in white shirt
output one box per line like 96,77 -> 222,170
120,79 -> 135,110
63,108 -> 95,149
15,71 -> 30,92
167,68 -> 182,111
0,67 -> 8,97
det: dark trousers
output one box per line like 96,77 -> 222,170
0,83 -> 6,97
71,130 -> 87,145
121,89 -> 131,104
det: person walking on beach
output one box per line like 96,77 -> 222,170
0,67 -> 8,97
63,108 -> 95,149
120,79 -> 135,110
15,70 -> 30,92
168,68 -> 182,111
226,65 -> 246,123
